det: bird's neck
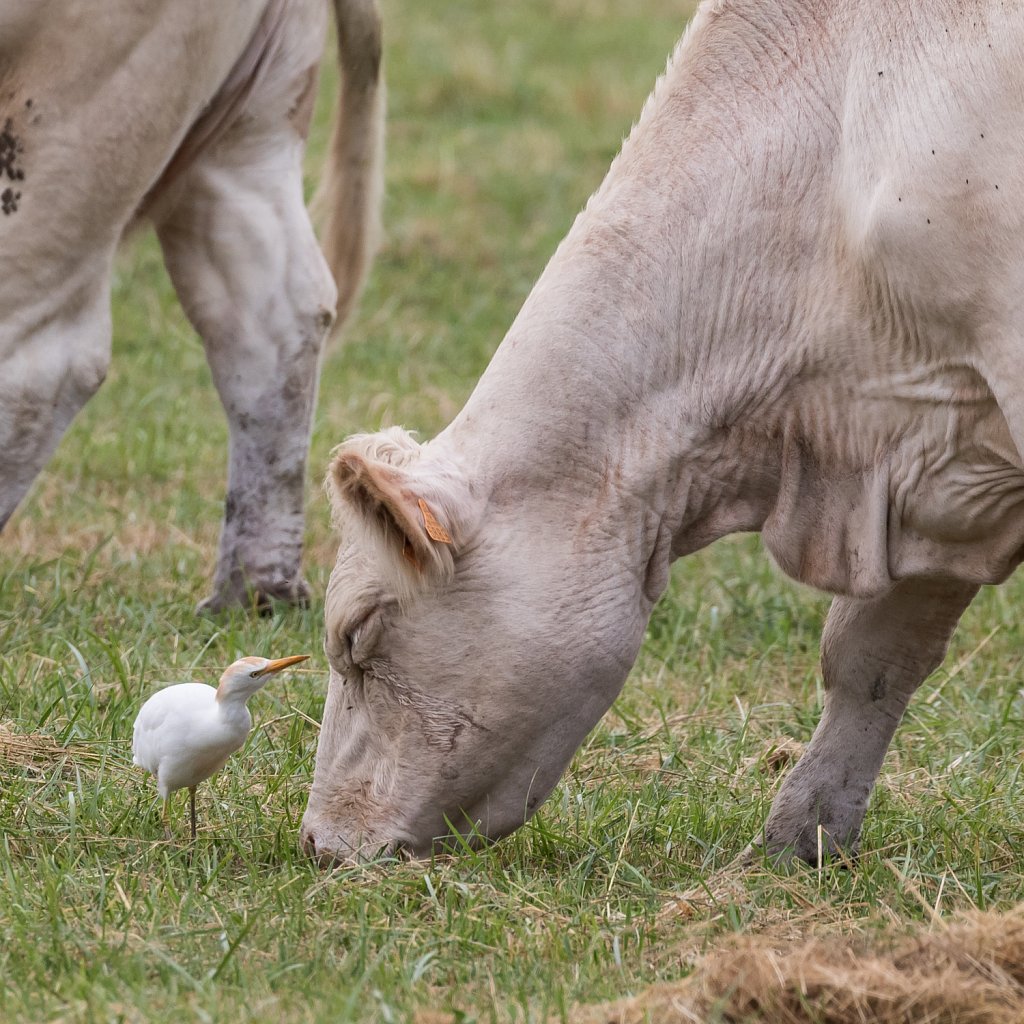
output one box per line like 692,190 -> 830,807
215,693 -> 254,730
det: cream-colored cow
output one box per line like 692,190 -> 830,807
303,0 -> 1024,864
0,0 -> 382,610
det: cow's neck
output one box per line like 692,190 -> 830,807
445,219 -> 801,608
443,17 -> 830,603
444,1 -> 1024,603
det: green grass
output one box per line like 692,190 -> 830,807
3,1 -> 1024,1021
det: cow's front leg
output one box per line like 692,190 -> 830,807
760,577 -> 977,864
155,141 -> 337,613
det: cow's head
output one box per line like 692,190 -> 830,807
300,425 -> 651,863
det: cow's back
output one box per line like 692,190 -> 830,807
838,1 -> 1024,360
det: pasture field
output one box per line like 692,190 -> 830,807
3,1 -> 1024,1020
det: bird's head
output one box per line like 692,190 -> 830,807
216,655 -> 310,702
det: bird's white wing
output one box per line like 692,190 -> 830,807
132,683 -> 217,775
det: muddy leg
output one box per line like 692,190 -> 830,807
156,140 -> 336,612
760,577 -> 977,864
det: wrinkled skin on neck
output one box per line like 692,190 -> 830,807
302,0 -> 1024,863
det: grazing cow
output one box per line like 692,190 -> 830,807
0,0 -> 383,611
302,0 -> 1024,864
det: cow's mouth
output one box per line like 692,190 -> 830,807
300,823 -> 412,867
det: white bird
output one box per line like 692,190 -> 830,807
132,655 -> 309,838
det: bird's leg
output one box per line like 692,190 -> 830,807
189,786 -> 197,840
162,795 -> 172,840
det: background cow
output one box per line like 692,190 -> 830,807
302,0 -> 1024,864
0,0 -> 383,611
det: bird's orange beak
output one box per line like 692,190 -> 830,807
254,655 -> 310,676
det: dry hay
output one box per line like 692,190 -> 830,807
0,719 -> 119,778
572,906 -> 1024,1024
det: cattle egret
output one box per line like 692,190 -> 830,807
133,655 -> 309,838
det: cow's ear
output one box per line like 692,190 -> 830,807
327,428 -> 461,596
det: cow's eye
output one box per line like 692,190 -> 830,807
346,607 -> 384,666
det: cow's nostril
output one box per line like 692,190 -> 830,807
315,849 -> 343,870
302,828 -> 348,869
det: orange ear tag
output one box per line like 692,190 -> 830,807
418,499 -> 452,544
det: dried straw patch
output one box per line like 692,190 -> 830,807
0,720 -> 124,778
571,907 -> 1024,1024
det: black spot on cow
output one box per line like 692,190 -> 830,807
1,119 -> 23,174
870,674 -> 887,702
0,116 -> 26,212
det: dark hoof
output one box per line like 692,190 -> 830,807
745,833 -> 860,870
197,576 -> 312,616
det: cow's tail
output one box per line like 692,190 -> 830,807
316,0 -> 384,335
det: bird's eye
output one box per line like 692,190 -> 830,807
250,670 -> 260,678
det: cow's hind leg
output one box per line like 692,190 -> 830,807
155,136 -> 336,612
759,577 -> 977,864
